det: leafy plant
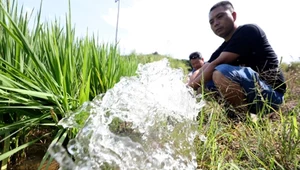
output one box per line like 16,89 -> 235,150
0,0 -> 139,169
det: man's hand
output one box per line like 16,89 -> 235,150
187,51 -> 239,90
187,63 -> 210,89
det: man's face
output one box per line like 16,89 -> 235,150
209,6 -> 235,39
190,58 -> 204,70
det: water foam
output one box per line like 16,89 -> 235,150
50,58 -> 205,170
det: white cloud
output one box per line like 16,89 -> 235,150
24,6 -> 33,15
103,0 -> 220,59
103,0 -> 300,63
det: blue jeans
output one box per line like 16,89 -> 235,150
205,64 -> 284,114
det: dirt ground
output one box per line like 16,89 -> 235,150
7,128 -> 59,170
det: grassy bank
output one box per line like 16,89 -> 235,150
195,62 -> 300,169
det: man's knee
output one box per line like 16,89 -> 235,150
212,70 -> 224,85
212,64 -> 232,84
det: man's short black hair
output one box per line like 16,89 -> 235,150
189,52 -> 202,60
209,1 -> 234,13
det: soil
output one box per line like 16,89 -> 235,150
6,127 -> 60,170
9,158 -> 59,170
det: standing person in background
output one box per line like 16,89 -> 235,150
187,1 -> 286,119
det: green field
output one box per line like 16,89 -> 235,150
0,1 -> 299,170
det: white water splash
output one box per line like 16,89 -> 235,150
50,58 -> 205,170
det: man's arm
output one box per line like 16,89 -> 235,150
188,63 -> 209,83
187,52 -> 239,89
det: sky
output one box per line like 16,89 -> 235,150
17,0 -> 300,63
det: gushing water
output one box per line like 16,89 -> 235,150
49,59 -> 205,170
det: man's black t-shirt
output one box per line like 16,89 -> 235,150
208,24 -> 286,94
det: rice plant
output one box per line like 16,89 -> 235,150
0,0 -> 139,169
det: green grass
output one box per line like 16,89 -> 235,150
195,104 -> 299,169
194,65 -> 300,170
